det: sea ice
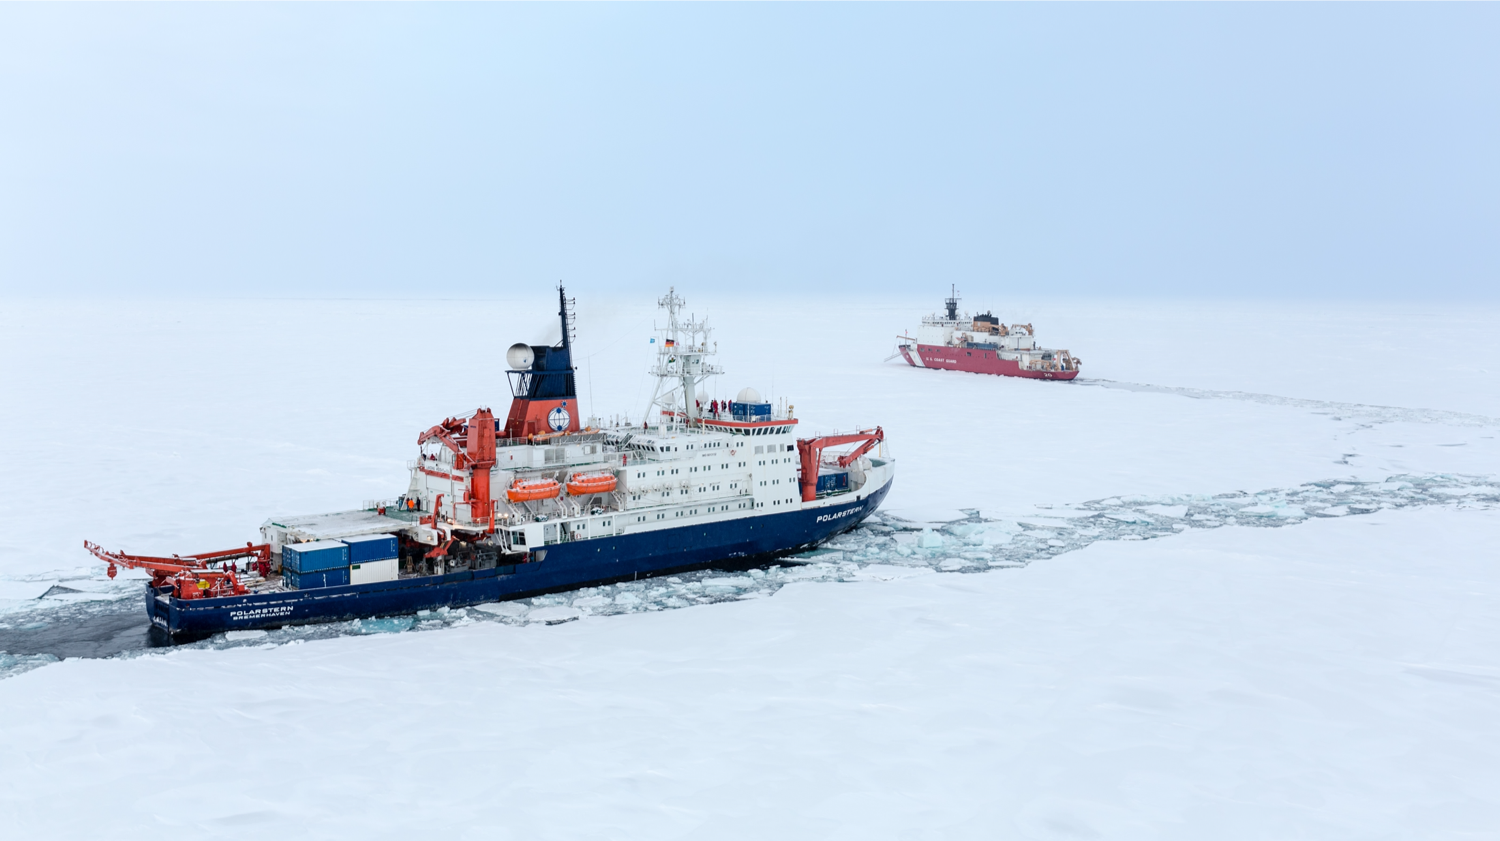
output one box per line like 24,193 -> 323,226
474,602 -> 528,618
0,581 -> 56,601
356,617 -> 414,634
3,297 -> 1500,836
851,565 -> 931,582
1142,504 -> 1189,519
526,606 -> 583,624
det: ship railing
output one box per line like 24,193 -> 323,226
804,425 -> 889,464
495,429 -> 610,449
808,425 -> 881,440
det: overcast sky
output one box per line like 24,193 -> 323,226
1,4 -> 1495,301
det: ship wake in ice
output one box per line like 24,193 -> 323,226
3,471 -> 1494,680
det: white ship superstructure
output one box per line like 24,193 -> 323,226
263,286 -> 893,577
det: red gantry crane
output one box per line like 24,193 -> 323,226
795,427 -> 884,503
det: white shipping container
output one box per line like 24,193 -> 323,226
350,558 -> 399,585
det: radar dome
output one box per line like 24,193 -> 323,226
736,387 -> 763,404
506,343 -> 535,370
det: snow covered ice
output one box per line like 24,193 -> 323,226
2,296 -> 1500,838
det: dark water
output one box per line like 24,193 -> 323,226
0,595 -> 167,660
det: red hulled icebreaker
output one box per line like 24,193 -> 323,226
87,286 -> 895,637
896,287 -> 1082,380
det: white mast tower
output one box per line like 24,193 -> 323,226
646,287 -> 722,430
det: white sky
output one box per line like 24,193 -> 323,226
1,4 -> 1496,301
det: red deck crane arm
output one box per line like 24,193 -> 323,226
417,417 -> 466,455
181,543 -> 272,565
84,540 -> 259,598
795,427 -> 884,503
835,436 -> 882,468
85,540 -> 207,575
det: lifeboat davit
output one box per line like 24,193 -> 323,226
506,478 -> 561,503
566,472 -> 618,496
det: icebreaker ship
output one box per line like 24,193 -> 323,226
88,286 -> 895,636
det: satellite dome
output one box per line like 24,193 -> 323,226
736,387 -> 763,404
506,343 -> 535,370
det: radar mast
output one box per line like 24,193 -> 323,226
645,287 -> 722,430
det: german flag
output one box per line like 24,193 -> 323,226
664,338 -> 676,348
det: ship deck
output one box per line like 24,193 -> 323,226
263,509 -> 417,542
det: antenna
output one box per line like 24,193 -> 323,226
558,282 -> 577,349
557,281 -> 586,416
644,287 -> 723,430
944,284 -> 961,321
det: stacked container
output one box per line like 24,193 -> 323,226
282,540 -> 350,589
345,533 -> 400,585
816,469 -> 851,496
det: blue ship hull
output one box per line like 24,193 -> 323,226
148,478 -> 892,636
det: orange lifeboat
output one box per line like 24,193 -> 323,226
566,472 -> 618,496
506,478 -> 561,503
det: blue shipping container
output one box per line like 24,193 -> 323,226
730,401 -> 773,421
343,533 -> 399,564
283,568 -> 350,590
816,471 -> 851,495
283,540 -> 350,574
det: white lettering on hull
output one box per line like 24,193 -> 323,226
816,507 -> 862,524
228,605 -> 296,622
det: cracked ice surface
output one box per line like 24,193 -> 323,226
19,470 -> 1477,672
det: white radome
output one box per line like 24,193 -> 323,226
736,387 -> 763,404
506,343 -> 535,370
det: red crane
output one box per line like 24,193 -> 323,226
795,427 -> 884,502
83,540 -> 270,600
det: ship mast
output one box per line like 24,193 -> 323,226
645,287 -> 722,430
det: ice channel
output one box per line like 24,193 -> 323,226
1,472 -> 1496,680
